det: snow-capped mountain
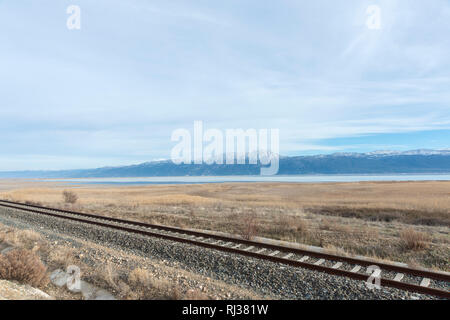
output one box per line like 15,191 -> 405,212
1,149 -> 450,178
364,149 -> 450,156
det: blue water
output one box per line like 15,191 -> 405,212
45,174 -> 450,186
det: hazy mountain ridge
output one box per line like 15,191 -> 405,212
1,150 -> 450,178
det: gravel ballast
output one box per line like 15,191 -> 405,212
0,206 -> 435,300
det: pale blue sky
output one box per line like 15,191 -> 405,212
1,0 -> 450,170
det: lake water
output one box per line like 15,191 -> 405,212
46,174 -> 450,186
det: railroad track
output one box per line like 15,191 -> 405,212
0,199 -> 448,299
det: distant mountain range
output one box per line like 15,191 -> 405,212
1,149 -> 450,178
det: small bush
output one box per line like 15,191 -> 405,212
62,190 -> 78,204
184,289 -> 208,300
47,246 -> 77,268
319,218 -> 334,231
400,228 -> 430,251
128,268 -> 154,288
269,215 -> 309,239
120,267 -> 188,300
239,211 -> 258,240
295,218 -> 309,234
0,249 -> 48,288
0,229 -> 42,250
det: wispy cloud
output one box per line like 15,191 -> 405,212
1,0 -> 450,170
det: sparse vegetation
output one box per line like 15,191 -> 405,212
0,249 -> 48,288
239,211 -> 258,240
62,190 -> 78,204
0,228 -> 42,250
95,264 -> 208,300
1,180 -> 449,271
47,245 -> 78,268
127,267 -> 180,300
400,228 -> 431,251
0,223 -> 244,300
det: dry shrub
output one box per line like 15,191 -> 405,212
103,263 -> 119,288
319,218 -> 354,235
128,267 -> 153,287
323,244 -> 348,256
94,264 -> 141,299
295,218 -> 309,234
127,267 -> 181,300
123,267 -> 205,300
400,228 -> 430,251
62,190 -> 78,204
285,216 -> 308,234
169,285 -> 183,300
0,229 -> 42,250
276,215 -> 292,233
0,249 -> 48,288
333,223 -> 353,234
360,226 -> 380,241
94,263 -> 133,298
302,231 -> 325,247
184,289 -> 208,300
271,215 -> 309,238
238,211 -> 258,240
319,218 -> 332,231
47,246 -> 77,268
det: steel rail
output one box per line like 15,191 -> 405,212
1,199 -> 448,282
0,199 -> 448,299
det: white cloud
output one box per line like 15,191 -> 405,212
1,0 -> 450,170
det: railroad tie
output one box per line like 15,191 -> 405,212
351,266 -> 361,273
370,268 -> 381,278
393,273 -> 404,282
420,278 -> 431,287
269,250 -> 280,257
298,256 -> 309,262
314,259 -> 325,266
283,253 -> 294,259
3,200 -> 450,300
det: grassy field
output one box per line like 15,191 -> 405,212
0,179 -> 449,271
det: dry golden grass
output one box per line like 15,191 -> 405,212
2,181 -> 449,222
0,249 -> 49,288
238,211 -> 258,240
0,222 -> 257,300
127,267 -> 173,299
47,246 -> 78,269
95,264 -> 207,300
0,180 -> 449,271
399,228 -> 431,251
0,228 -> 42,250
